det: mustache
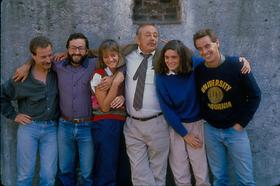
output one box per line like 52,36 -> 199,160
67,53 -> 87,64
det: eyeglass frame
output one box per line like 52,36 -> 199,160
68,45 -> 87,52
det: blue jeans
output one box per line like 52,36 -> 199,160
91,119 -> 124,186
58,118 -> 94,186
16,120 -> 58,186
204,122 -> 255,186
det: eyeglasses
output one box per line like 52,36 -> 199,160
68,46 -> 87,52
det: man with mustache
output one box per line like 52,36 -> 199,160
54,33 -> 95,186
1,36 -> 59,186
13,33 -> 99,186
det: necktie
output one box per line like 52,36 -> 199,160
133,53 -> 151,111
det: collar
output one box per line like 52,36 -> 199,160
220,54 -> 225,64
137,47 -> 156,57
104,67 -> 113,76
204,53 -> 226,68
62,57 -> 89,68
166,71 -> 177,76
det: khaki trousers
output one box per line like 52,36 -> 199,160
124,115 -> 169,186
169,120 -> 210,186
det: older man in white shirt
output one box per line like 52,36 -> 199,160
123,23 -> 169,186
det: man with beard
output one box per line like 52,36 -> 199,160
1,36 -> 59,186
13,33 -> 98,186
53,33 -> 95,186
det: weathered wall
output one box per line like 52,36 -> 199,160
1,0 -> 279,185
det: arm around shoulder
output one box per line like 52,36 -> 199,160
13,59 -> 33,82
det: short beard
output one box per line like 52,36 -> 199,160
67,53 -> 87,67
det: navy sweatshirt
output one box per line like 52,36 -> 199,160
195,56 -> 261,129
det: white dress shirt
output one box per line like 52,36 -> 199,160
125,47 -> 161,117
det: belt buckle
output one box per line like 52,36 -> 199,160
73,118 -> 80,123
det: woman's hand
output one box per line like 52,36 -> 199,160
111,95 -> 125,109
183,133 -> 203,149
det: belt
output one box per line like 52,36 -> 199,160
127,112 -> 163,122
61,115 -> 92,124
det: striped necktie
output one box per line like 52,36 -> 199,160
133,53 -> 152,111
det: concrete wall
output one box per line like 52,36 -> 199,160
1,0 -> 279,185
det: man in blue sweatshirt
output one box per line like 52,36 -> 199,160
193,28 -> 261,186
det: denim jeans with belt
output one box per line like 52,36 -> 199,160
204,122 -> 255,186
16,120 -> 58,186
58,118 -> 94,186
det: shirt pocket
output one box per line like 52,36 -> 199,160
146,69 -> 155,84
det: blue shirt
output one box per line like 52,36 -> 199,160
52,57 -> 97,118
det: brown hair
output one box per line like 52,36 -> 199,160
66,32 -> 89,49
29,36 -> 52,55
193,28 -> 218,49
97,39 -> 124,69
155,40 -> 193,75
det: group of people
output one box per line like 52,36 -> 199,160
0,23 -> 261,186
